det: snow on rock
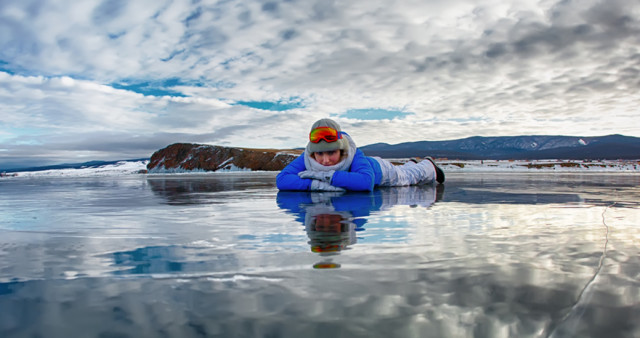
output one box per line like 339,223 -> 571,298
216,164 -> 252,172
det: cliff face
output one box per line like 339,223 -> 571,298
147,143 -> 302,172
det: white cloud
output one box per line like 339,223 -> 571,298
1,0 -> 640,167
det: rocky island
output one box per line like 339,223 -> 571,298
147,143 -> 302,173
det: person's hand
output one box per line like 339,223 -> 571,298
298,170 -> 335,183
310,180 -> 345,192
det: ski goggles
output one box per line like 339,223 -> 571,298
309,127 -> 343,143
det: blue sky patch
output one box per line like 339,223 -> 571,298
1,127 -> 43,144
338,108 -> 412,120
236,99 -> 305,111
110,78 -> 198,97
0,60 -> 15,75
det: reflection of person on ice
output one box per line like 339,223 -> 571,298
277,118 -> 445,192
276,186 -> 444,269
303,196 -> 358,255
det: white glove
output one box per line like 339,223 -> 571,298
310,179 -> 345,192
299,170 -> 335,183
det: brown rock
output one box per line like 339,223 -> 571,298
147,143 -> 302,172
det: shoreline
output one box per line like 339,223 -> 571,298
2,159 -> 639,178
388,158 -> 640,173
439,159 -> 640,173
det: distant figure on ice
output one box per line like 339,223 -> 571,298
276,118 -> 445,192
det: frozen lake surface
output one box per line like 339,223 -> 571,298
1,172 -> 639,338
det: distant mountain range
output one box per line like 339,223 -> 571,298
3,134 -> 639,173
359,134 -> 640,160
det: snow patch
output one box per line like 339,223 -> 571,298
9,160 -> 149,177
218,157 -> 234,167
148,167 -> 210,174
276,151 -> 302,156
180,154 -> 194,164
216,164 -> 251,172
438,159 -> 639,173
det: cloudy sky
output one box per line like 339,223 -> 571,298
1,0 -> 639,168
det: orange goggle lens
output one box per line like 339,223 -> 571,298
309,127 -> 342,143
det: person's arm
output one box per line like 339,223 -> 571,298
330,150 -> 375,191
276,154 -> 312,190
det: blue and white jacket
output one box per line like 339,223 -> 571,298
276,133 -> 383,192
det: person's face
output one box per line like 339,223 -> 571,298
313,214 -> 344,232
312,150 -> 341,166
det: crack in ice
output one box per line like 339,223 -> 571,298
549,202 -> 616,337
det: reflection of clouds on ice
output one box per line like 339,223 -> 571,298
2,174 -> 640,337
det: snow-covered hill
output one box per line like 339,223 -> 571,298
361,134 -> 640,160
4,160 -> 149,177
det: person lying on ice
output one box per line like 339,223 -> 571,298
276,118 -> 445,192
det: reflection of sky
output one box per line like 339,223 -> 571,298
358,215 -> 411,243
1,173 -> 639,281
1,173 -> 640,337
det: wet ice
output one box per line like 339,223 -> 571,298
1,172 -> 639,337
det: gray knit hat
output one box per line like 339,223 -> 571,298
307,118 -> 349,153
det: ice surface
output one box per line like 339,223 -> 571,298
1,172 -> 639,337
